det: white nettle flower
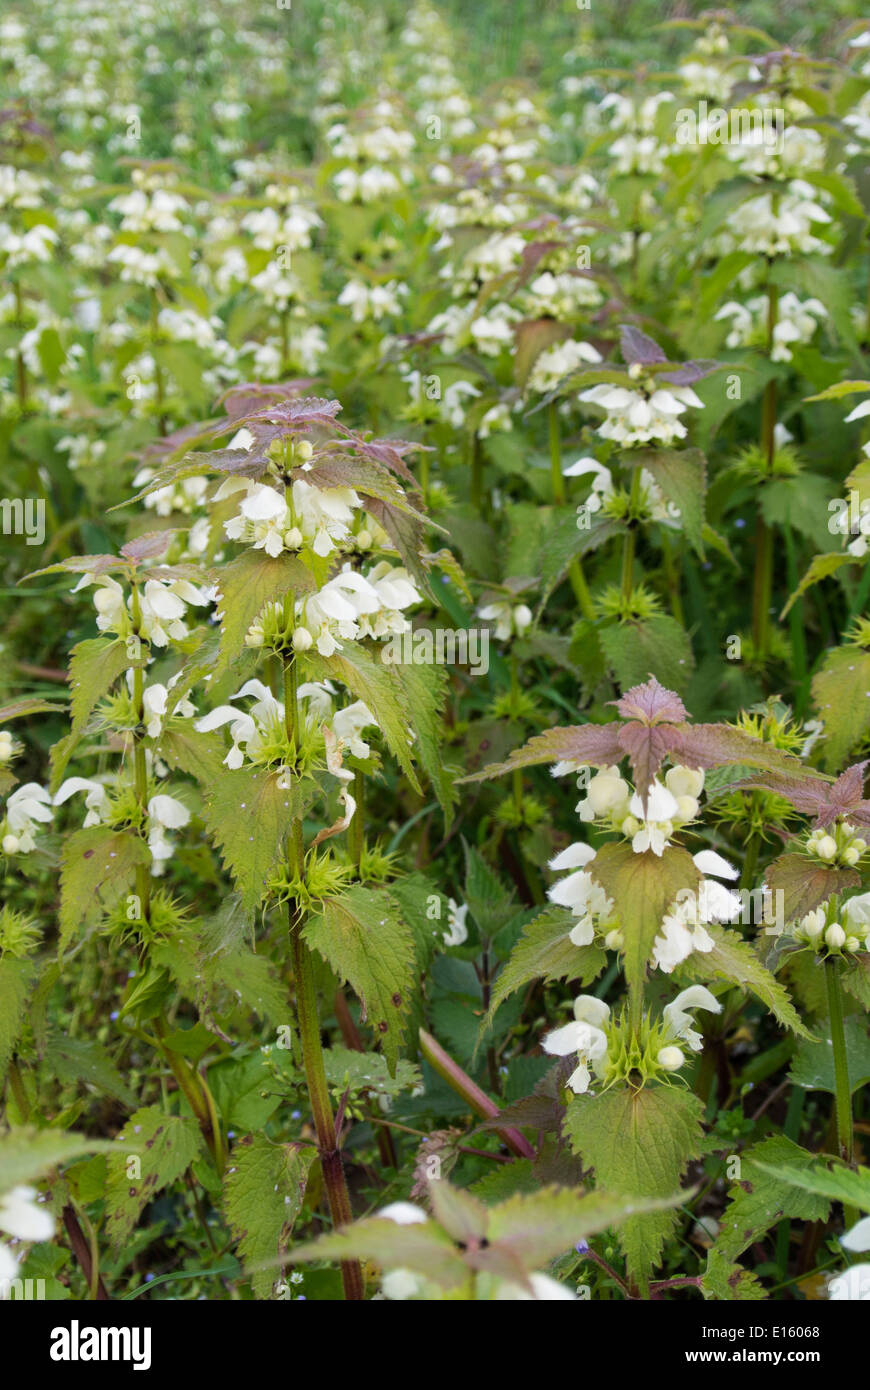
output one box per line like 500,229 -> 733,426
2,783 -> 53,854
579,381 -> 704,447
652,849 -> 740,972
477,598 -> 532,642
147,793 -> 190,867
547,842 -> 616,947
331,700 -> 378,760
623,780 -> 680,856
542,994 -> 610,1094
53,776 -> 111,827
443,899 -> 469,947
0,1184 -> 55,1289
194,678 -> 281,768
662,985 -> 722,1052
139,577 -> 208,647
576,765 -> 631,822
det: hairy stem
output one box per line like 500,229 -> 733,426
284,644 -> 362,1299
825,956 -> 854,1169
752,282 -> 778,661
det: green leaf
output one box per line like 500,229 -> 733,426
766,853 -> 859,926
305,643 -> 421,791
677,925 -> 808,1036
590,843 -> 700,1010
633,448 -> 707,554
781,552 -> 855,619
752,1158 -> 870,1214
291,1215 -> 469,1290
487,905 -> 605,1022
156,724 -> 228,785
303,884 -> 416,1071
0,957 -> 33,1080
701,1249 -> 766,1301
51,637 -> 133,791
213,549 -> 313,676
0,1127 -> 117,1191
203,764 -> 315,913
42,1035 -> 138,1107
811,646 -> 870,772
223,1137 -> 316,1298
712,1136 -> 830,1262
564,1085 -> 704,1290
322,1046 -> 421,1100
105,1106 -> 203,1249
391,658 -> 457,817
599,614 -> 694,693
59,826 -> 150,950
804,380 -> 870,403
789,1016 -> 870,1096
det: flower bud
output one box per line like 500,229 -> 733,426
674,795 -> 699,823
292,626 -> 314,651
513,604 -> 532,635
843,846 -> 861,867
603,928 -> 624,950
244,624 -> 264,648
587,772 -> 629,816
657,1045 -> 685,1072
621,815 -> 641,837
2,834 -> 20,854
357,528 -> 372,549
665,766 -> 705,800
284,526 -> 304,549
816,835 -> 837,862
296,439 -> 314,462
826,923 -> 846,950
846,935 -> 861,953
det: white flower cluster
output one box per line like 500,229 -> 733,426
795,894 -> 870,957
292,561 -> 422,657
541,985 -> 722,1094
715,291 -> 827,363
579,370 -> 704,447
805,821 -> 867,868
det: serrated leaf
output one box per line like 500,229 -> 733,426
303,885 -> 416,1071
0,1127 -> 117,1190
564,1085 -> 704,1290
713,1136 -> 830,1262
811,646 -> 870,771
203,764 -> 315,913
0,957 -> 34,1079
0,698 -> 64,722
391,658 -> 456,816
600,614 -> 695,693
51,637 -> 133,791
106,1107 -> 202,1249
633,448 -> 707,554
487,905 -> 605,1021
322,1046 -> 421,1099
43,1035 -> 138,1107
590,843 -> 700,1010
677,925 -> 807,1036
291,1215 -> 469,1290
223,1137 -> 315,1298
752,1158 -> 870,1213
156,724 -> 228,785
766,853 -> 859,925
304,643 -> 420,791
213,549 -> 313,675
781,551 -> 855,619
701,1248 -> 767,1301
59,826 -> 150,949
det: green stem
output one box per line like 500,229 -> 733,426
349,767 -> 364,870
621,466 -> 643,605
470,432 -> 484,513
825,956 -> 855,1172
752,283 -> 779,661
284,645 -> 362,1300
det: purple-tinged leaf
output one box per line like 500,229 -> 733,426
657,359 -> 721,386
619,323 -> 668,365
767,854 -> 860,924
611,675 -> 688,725
459,722 -> 624,782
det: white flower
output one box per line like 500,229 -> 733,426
842,1216 -> 870,1253
0,1185 -> 54,1242
53,777 -> 110,827
3,783 -> 53,853
542,995 -> 610,1093
147,793 -> 190,868
576,766 -> 631,822
477,599 -> 533,641
624,780 -> 680,856
496,1271 -> 577,1300
662,986 -> 722,1052
443,899 -> 469,947
332,700 -> 377,760
579,382 -> 704,447
380,1202 -> 427,1225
